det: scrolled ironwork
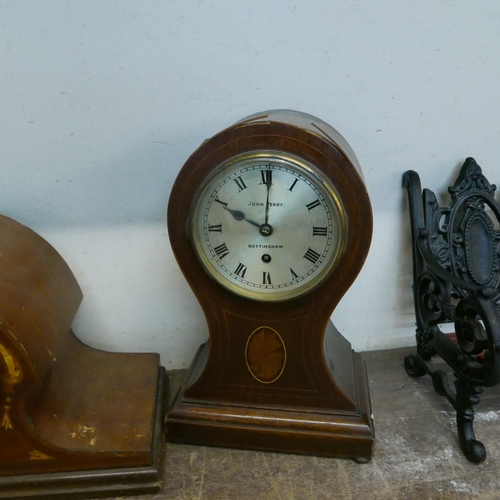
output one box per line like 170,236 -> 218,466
454,298 -> 488,356
403,158 -> 500,463
417,272 -> 450,325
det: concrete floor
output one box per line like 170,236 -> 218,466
99,347 -> 500,499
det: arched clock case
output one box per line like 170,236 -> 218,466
166,110 -> 374,461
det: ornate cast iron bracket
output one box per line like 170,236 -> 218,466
403,157 -> 500,463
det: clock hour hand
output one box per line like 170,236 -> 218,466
224,207 -> 261,228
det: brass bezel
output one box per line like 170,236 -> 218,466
189,151 -> 348,302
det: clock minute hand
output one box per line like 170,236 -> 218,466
224,207 -> 261,228
264,172 -> 271,224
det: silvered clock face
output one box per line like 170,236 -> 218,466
190,152 -> 347,301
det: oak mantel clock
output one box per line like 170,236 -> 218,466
166,110 -> 374,461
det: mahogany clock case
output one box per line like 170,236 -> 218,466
166,110 -> 375,461
0,214 -> 166,499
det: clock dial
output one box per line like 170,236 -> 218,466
191,152 -> 347,301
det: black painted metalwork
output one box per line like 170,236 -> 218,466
403,157 -> 500,463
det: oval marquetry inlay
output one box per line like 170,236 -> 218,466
466,215 -> 493,284
245,327 -> 286,384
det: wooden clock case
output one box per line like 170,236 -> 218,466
166,111 -> 374,461
0,215 -> 166,498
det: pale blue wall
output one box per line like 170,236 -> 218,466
1,1 -> 499,367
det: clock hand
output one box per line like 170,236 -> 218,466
224,206 -> 261,228
264,169 -> 272,225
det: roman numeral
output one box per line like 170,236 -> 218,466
213,242 -> 229,259
303,247 -> 321,264
305,199 -> 321,211
290,268 -> 299,279
234,262 -> 247,278
313,226 -> 327,236
208,223 -> 222,232
262,271 -> 272,284
233,176 -> 248,192
259,170 -> 273,185
214,196 -> 228,208
288,178 -> 299,192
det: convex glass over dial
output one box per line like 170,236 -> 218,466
190,152 -> 347,301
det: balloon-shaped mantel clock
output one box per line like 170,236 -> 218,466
166,110 -> 374,462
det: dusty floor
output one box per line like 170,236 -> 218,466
102,347 -> 500,499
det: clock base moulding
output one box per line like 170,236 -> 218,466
166,321 -> 374,462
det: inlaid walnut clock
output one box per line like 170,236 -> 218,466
166,110 -> 374,461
